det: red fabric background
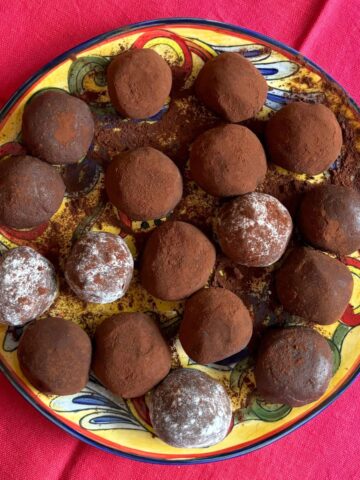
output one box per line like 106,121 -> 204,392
0,1 -> 359,479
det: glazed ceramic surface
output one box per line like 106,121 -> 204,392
0,19 -> 359,464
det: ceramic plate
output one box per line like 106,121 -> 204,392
0,18 -> 359,464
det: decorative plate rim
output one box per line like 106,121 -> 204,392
0,17 -> 359,465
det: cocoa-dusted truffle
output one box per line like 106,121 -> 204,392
65,232 -> 133,304
18,317 -> 91,395
215,193 -> 292,267
190,124 -> 267,197
105,147 -> 183,220
266,102 -> 343,175
194,52 -> 268,122
149,369 -> 232,448
0,155 -> 65,229
179,288 -> 253,364
107,48 -> 172,119
140,221 -> 216,301
22,90 -> 94,165
0,247 -> 57,326
276,247 -> 353,325
92,313 -> 171,398
255,328 -> 333,406
299,184 -> 360,255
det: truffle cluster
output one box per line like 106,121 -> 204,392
1,46 -> 356,452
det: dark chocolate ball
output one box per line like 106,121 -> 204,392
22,90 -> 94,165
105,147 -> 183,220
18,317 -> 91,395
276,247 -> 353,325
0,155 -> 65,229
92,313 -> 171,398
265,102 -> 343,175
255,328 -> 333,406
65,232 -> 133,304
299,184 -> 360,255
149,369 -> 232,448
140,221 -> 216,301
179,288 -> 253,364
107,48 -> 172,119
0,247 -> 58,326
194,52 -> 268,122
215,193 -> 292,267
190,124 -> 267,197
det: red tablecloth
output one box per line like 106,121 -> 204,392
0,2 -> 359,479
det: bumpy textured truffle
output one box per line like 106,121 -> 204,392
22,90 -> 94,165
255,328 -> 333,406
149,369 -> 232,448
140,221 -> 216,301
179,288 -> 253,364
189,124 -> 267,197
92,313 -> 171,398
18,317 -> 91,395
276,247 -> 353,325
266,102 -> 343,175
107,48 -> 172,119
0,155 -> 65,229
299,184 -> 360,255
215,193 -> 292,267
0,247 -> 58,326
65,232 -> 133,304
194,52 -> 268,122
105,147 -> 183,220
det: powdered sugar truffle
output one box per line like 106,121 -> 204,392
149,369 -> 232,448
0,246 -> 58,326
65,232 -> 134,303
215,193 -> 292,267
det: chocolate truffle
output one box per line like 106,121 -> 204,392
65,232 -> 133,304
215,193 -> 292,267
255,328 -> 333,406
105,147 -> 183,220
149,369 -> 232,448
179,288 -> 253,364
18,317 -> 91,395
22,90 -> 94,165
266,102 -> 343,175
194,52 -> 268,122
140,221 -> 216,301
107,48 -> 172,119
0,247 -> 57,326
190,124 -> 267,197
299,184 -> 360,255
276,247 -> 353,325
92,313 -> 171,398
0,155 -> 65,229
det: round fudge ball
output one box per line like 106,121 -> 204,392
140,221 -> 216,301
266,102 -> 343,175
105,147 -> 183,220
215,193 -> 292,267
149,368 -> 232,448
276,247 -> 353,325
255,328 -> 333,406
194,52 -> 268,122
65,232 -> 133,304
179,288 -> 253,364
0,155 -> 65,229
190,124 -> 267,197
0,247 -> 57,326
22,90 -> 94,165
18,317 -> 91,395
299,184 -> 360,255
92,313 -> 171,398
107,48 -> 172,119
